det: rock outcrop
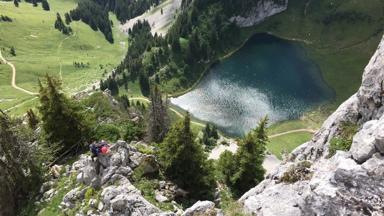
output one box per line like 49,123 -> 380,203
60,141 -> 164,215
230,0 -> 288,27
57,141 -> 222,216
239,36 -> 384,215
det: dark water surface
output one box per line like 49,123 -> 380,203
170,34 -> 334,136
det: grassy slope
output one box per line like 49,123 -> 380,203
268,131 -> 313,160
0,0 -> 127,115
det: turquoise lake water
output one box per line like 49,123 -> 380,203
170,34 -> 334,136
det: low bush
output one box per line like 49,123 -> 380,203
280,161 -> 313,183
328,122 -> 358,157
124,121 -> 145,142
94,124 -> 121,142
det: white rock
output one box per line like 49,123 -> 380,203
182,201 -> 217,216
110,194 -> 160,215
350,120 -> 378,163
155,191 -> 169,203
230,0 -> 288,27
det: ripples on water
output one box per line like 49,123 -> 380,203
171,34 -> 334,137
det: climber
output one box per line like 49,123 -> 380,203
89,141 -> 100,162
89,140 -> 110,161
90,140 -> 110,175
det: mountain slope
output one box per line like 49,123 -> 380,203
240,35 -> 384,216
0,0 -> 126,114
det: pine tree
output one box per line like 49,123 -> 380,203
147,85 -> 169,143
10,47 -> 16,56
38,75 -> 90,155
119,95 -> 130,110
0,111 -> 45,216
64,12 -> 72,25
158,113 -> 215,199
41,0 -> 50,11
139,73 -> 150,97
26,109 -> 39,129
218,117 -> 268,197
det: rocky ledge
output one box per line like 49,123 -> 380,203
230,0 -> 288,27
239,36 -> 384,215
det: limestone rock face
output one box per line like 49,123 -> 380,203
292,36 -> 384,162
230,0 -> 288,27
239,36 -> 384,216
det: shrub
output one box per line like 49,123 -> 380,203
328,122 -> 358,157
124,121 -> 144,142
94,124 -> 120,142
280,161 -> 312,183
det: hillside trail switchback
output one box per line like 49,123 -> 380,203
0,50 -> 38,95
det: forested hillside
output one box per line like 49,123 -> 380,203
66,0 -> 161,43
105,0 -> 384,107
111,0 -> 287,95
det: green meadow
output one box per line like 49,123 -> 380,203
0,0 -> 127,114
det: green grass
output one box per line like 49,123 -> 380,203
132,178 -> 175,211
19,173 -> 79,216
0,0 -> 127,115
267,131 -> 313,159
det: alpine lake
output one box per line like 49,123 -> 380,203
170,34 -> 334,137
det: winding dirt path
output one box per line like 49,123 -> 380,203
269,128 -> 316,138
0,50 -> 38,95
57,33 -> 76,82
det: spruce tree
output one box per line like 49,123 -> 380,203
0,111 -> 45,216
158,113 -> 215,199
139,73 -> 150,97
38,75 -> 90,155
64,12 -> 72,25
147,85 -> 169,143
26,109 -> 39,129
10,47 -> 16,56
41,0 -> 50,11
218,117 -> 268,197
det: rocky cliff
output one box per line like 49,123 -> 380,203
239,36 -> 384,216
230,0 -> 288,27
